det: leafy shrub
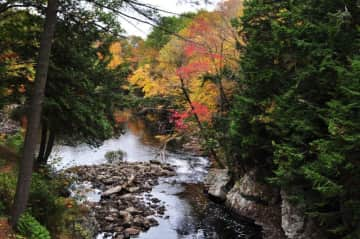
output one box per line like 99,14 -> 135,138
17,213 -> 51,239
29,171 -> 90,237
0,172 -> 17,214
2,132 -> 24,153
105,150 -> 125,163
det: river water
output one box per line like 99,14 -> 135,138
50,123 -> 262,239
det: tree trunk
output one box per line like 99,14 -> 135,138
43,129 -> 55,164
10,0 -> 58,227
179,77 -> 225,169
37,121 -> 48,162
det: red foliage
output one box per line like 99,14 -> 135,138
176,61 -> 210,79
169,110 -> 189,129
191,102 -> 211,122
184,43 -> 223,60
169,102 -> 211,130
188,17 -> 210,37
184,43 -> 205,57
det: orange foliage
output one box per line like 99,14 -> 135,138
108,41 -> 123,69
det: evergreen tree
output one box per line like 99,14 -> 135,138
230,0 -> 359,237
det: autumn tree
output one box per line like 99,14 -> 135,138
0,10 -> 40,109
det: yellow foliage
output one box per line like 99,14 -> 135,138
108,41 -> 123,69
129,64 -> 180,97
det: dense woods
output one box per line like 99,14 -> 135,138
0,0 -> 359,238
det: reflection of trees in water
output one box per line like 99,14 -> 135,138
127,117 -> 162,146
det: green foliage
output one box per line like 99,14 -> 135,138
1,7 -> 129,152
0,169 -> 88,237
0,172 -> 17,215
229,0 -> 360,238
28,171 -> 77,236
145,13 -> 195,50
17,213 -> 51,239
1,132 -> 24,153
105,150 -> 125,163
41,17 -> 130,148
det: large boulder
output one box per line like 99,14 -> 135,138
281,190 -> 325,239
225,170 -> 285,239
204,168 -> 230,201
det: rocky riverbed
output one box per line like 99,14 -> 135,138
52,125 -> 262,239
66,161 -> 176,238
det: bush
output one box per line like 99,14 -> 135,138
105,150 -> 125,163
0,168 -> 89,238
17,213 -> 51,239
1,132 -> 24,153
0,172 -> 17,214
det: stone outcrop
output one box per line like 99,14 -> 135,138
206,168 -> 324,239
281,190 -> 325,239
225,170 -> 285,239
204,168 -> 230,201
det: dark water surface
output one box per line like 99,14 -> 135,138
50,122 -> 262,239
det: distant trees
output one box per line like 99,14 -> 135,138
145,13 -> 195,50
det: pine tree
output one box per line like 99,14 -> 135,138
230,0 -> 360,237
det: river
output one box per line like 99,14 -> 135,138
50,122 -> 262,239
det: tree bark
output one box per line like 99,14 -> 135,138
10,0 -> 58,227
37,121 -> 48,163
43,129 -> 55,164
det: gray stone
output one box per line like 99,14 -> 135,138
226,174 -> 286,239
102,185 -> 123,196
124,227 -> 140,236
127,186 -> 140,193
126,206 -> 141,215
281,190 -> 325,239
105,216 -> 116,222
204,168 -> 230,200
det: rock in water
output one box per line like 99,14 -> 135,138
124,227 -> 140,236
102,185 -> 123,196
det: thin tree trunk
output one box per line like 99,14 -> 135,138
179,77 -> 225,169
37,121 -> 48,162
218,42 -> 229,112
43,129 -> 55,164
10,0 -> 58,227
